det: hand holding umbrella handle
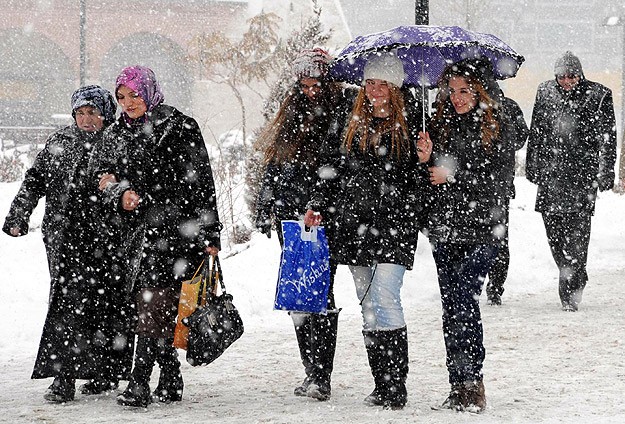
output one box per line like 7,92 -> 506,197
416,131 -> 432,163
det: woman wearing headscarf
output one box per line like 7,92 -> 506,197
254,48 -> 353,401
305,52 -> 430,409
91,65 -> 222,408
3,85 -> 124,403
418,58 -> 511,413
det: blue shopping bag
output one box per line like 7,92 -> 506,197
274,220 -> 331,313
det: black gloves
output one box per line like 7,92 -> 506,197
255,217 -> 272,238
597,174 -> 615,192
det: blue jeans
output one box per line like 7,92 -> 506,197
349,263 -> 406,331
431,243 -> 498,384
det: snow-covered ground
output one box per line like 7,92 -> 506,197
1,177 -> 624,424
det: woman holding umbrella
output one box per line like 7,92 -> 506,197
418,58 -> 511,413
305,52 -> 430,409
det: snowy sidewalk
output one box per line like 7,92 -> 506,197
1,178 -> 624,423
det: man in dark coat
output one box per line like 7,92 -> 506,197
526,51 -> 617,311
485,96 -> 529,305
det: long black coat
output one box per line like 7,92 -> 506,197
500,97 -> 529,200
2,125 -> 134,380
92,104 -> 222,335
309,115 -> 428,270
426,109 -> 509,245
526,78 -> 617,214
3,125 -> 92,281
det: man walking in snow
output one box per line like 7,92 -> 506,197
526,51 -> 617,311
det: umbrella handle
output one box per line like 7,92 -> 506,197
421,61 -> 426,133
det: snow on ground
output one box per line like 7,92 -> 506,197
0,178 -> 624,424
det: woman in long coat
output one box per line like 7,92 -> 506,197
3,86 -> 124,403
419,58 -> 511,413
91,65 -> 222,408
255,48 -> 352,401
306,52 -> 429,409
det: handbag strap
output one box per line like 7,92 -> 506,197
195,255 -> 227,306
195,258 -> 212,307
213,256 -> 228,294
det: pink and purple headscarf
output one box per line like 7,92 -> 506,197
115,65 -> 165,116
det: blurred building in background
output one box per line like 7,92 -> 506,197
1,0 -> 625,148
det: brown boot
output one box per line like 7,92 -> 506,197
461,380 -> 486,413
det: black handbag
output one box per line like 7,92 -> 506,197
183,255 -> 244,366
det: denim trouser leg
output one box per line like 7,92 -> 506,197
432,243 -> 498,384
349,263 -> 406,331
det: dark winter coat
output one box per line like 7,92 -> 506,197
309,110 -> 429,270
92,104 -> 222,337
526,78 -> 617,214
255,89 -> 355,241
500,97 -> 529,200
3,125 -> 135,380
256,160 -> 318,229
426,108 -> 510,245
3,125 -> 94,281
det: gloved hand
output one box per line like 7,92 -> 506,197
597,174 -> 615,192
255,217 -> 272,238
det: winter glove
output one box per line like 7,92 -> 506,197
255,216 -> 272,238
2,217 -> 28,237
597,174 -> 615,192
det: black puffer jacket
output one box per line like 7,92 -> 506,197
526,78 -> 617,214
426,109 -> 509,245
309,116 -> 428,270
92,104 -> 222,292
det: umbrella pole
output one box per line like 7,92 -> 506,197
421,60 -> 426,133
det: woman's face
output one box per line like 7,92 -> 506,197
116,85 -> 147,119
300,77 -> 321,101
365,79 -> 391,108
75,105 -> 104,132
448,76 -> 477,115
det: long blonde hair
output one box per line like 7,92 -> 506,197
343,84 -> 411,160
432,64 -> 501,152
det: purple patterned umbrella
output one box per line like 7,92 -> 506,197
330,25 -> 525,88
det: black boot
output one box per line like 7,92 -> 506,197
117,336 -> 157,408
363,327 -> 409,409
44,375 -> 76,403
292,313 -> 314,397
153,338 -> 184,403
306,311 -> 339,401
79,379 -> 119,395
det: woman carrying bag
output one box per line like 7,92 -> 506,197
91,65 -> 222,408
255,48 -> 352,401
305,52 -> 430,409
